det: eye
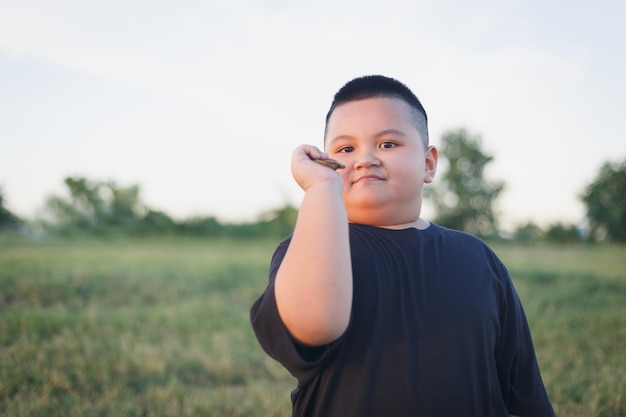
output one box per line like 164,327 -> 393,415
379,141 -> 397,149
338,146 -> 355,153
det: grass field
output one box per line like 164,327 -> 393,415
0,236 -> 624,416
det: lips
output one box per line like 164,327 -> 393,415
353,174 -> 384,183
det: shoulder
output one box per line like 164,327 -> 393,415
433,223 -> 486,245
346,222 -> 494,254
434,224 -> 498,254
430,224 -> 510,278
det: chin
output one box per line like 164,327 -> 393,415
347,208 -> 418,227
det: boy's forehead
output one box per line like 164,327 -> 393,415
329,97 -> 412,122
324,97 -> 422,147
326,97 -> 415,136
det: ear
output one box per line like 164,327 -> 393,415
424,146 -> 438,183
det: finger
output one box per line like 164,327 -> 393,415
295,144 -> 323,158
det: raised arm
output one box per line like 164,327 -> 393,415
274,145 -> 353,346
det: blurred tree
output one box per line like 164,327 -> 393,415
178,216 -> 223,236
0,187 -> 22,231
581,157 -> 626,242
259,203 -> 298,237
544,222 -> 580,243
40,176 -> 302,238
44,177 -> 146,235
140,210 -> 176,234
514,221 -> 543,243
426,128 -> 504,237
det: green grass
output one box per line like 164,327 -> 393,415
0,237 -> 624,416
493,243 -> 626,417
0,237 -> 293,417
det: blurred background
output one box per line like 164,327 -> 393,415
1,0 -> 625,238
1,2 -> 625,416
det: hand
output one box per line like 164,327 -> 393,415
291,145 -> 343,191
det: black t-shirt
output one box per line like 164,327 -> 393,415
250,223 -> 555,417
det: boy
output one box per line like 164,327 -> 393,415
250,75 -> 555,417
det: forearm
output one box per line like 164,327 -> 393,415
274,182 -> 352,346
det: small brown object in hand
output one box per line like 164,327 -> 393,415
314,158 -> 345,170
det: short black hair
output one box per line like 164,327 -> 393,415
324,75 -> 429,148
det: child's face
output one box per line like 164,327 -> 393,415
325,97 -> 437,227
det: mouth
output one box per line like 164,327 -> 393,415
353,174 -> 384,184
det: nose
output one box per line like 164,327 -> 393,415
354,148 -> 381,169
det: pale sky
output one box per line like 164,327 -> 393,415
1,0 -> 625,230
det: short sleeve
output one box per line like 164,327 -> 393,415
250,238 -> 344,386
494,259 -> 555,417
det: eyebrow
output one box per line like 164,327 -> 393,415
327,129 -> 407,146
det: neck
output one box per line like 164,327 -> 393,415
369,217 -> 430,230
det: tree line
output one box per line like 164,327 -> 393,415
427,129 -> 625,243
2,129 -> 625,242
0,177 -> 298,239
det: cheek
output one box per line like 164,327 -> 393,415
392,160 -> 421,182
338,166 -> 351,182
339,169 -> 355,198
